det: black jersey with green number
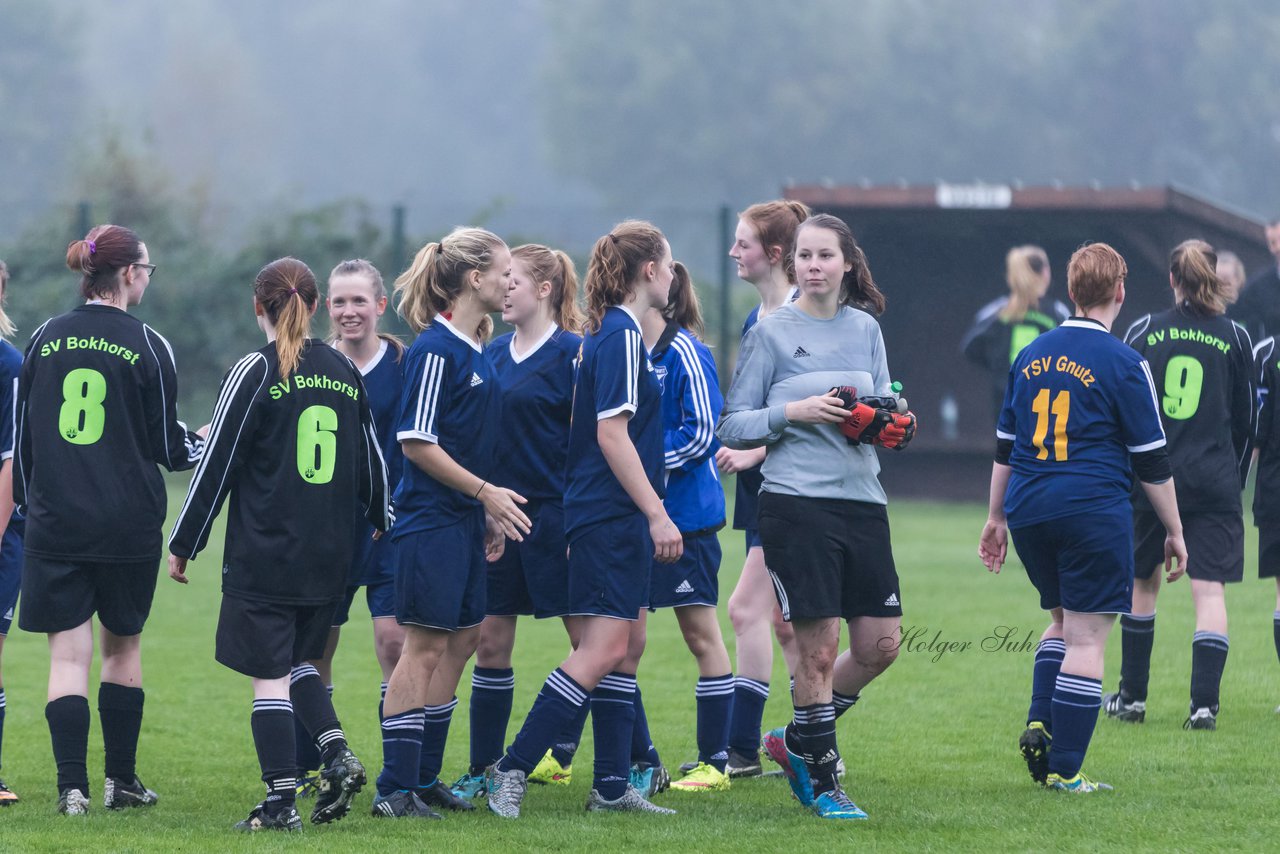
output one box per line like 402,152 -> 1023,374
1252,336 -> 1280,521
14,304 -> 203,562
1123,304 -> 1255,512
168,340 -> 390,606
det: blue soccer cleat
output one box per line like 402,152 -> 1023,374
810,787 -> 868,820
763,726 -> 814,806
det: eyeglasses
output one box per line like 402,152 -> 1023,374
131,263 -> 157,277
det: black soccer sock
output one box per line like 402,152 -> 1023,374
251,699 -> 297,811
289,665 -> 346,767
0,688 -> 6,770
292,684 -> 329,773
46,695 -> 91,795
1273,611 -> 1280,666
99,682 -> 145,781
831,690 -> 860,720
1190,631 -> 1229,712
792,703 -> 839,797
1118,613 -> 1156,702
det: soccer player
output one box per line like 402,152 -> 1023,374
293,260 -> 407,791
1103,240 -> 1254,730
716,200 -> 806,776
718,214 -> 916,820
486,220 -> 683,818
449,244 -> 586,799
962,245 -> 1070,423
0,260 -> 22,805
14,225 -> 203,815
168,257 -> 390,831
640,262 -> 734,794
372,228 -> 531,819
1253,333 -> 1280,705
980,242 -> 1188,793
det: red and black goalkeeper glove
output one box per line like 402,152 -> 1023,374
828,386 -> 892,445
874,411 -> 917,450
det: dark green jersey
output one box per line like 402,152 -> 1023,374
1124,304 -> 1255,513
962,297 -> 1070,420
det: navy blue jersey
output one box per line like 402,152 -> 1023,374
998,318 -> 1166,527
0,340 -> 22,528
486,325 -> 581,500
350,340 -> 405,585
1124,307 -> 1254,513
564,306 -> 663,538
652,323 -> 725,533
393,317 -> 501,537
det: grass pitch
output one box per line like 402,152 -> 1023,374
0,483 -> 1275,852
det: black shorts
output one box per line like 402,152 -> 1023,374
1259,520 -> 1280,579
757,492 -> 902,622
18,553 -> 159,636
1134,509 -> 1243,584
215,594 -> 337,680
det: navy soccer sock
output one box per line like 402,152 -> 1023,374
379,681 -> 388,721
630,685 -> 661,766
1274,611 -> 1280,666
727,676 -> 769,757
792,702 -> 839,797
591,672 -> 637,801
500,668 -> 587,775
46,695 -> 90,795
1027,637 -> 1065,726
1190,631 -> 1229,712
376,708 -> 425,795
549,696 -> 590,767
469,667 -> 514,773
1047,673 -> 1102,779
695,674 -> 734,771
251,698 -> 297,813
831,690 -> 859,720
418,697 -> 457,787
290,665 -> 347,767
1118,613 -> 1156,702
0,688 -> 5,770
99,682 -> 145,782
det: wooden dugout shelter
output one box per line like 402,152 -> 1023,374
783,183 -> 1271,499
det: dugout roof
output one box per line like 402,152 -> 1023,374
783,183 -> 1270,497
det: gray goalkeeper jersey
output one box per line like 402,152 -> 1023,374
717,303 -> 892,505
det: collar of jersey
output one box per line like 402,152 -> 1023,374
614,304 -> 643,333
510,323 -> 558,364
1062,317 -> 1109,332
358,339 -> 389,376
434,314 -> 482,352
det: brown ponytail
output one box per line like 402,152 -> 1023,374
511,244 -> 584,334
583,220 -> 666,333
663,262 -> 706,339
66,224 -> 144,301
254,257 -> 319,379
0,260 -> 13,340
1170,239 -> 1231,315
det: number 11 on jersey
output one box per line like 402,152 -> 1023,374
1031,389 -> 1070,461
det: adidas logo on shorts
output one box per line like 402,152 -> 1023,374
884,593 -> 899,607
674,579 -> 694,594
470,372 -> 484,387
793,346 -> 811,358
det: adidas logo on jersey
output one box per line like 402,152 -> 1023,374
884,593 -> 899,607
674,579 -> 694,594
793,346 -> 811,358
470,372 -> 484,387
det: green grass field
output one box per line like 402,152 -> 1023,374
1,480 -> 1276,852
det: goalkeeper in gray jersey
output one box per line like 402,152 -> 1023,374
717,214 -> 916,821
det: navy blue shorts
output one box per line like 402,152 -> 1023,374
567,514 -> 652,620
487,500 -> 571,619
743,528 -> 763,552
393,509 -> 486,632
332,576 -> 397,626
1010,508 -> 1133,614
0,524 -> 21,636
649,531 -> 721,609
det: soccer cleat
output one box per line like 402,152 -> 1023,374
1045,772 -> 1113,793
485,764 -> 528,819
234,801 -> 303,831
1184,706 -> 1218,731
57,788 -> 90,816
370,789 -> 441,819
295,770 -> 322,799
104,776 -> 158,810
1101,692 -> 1146,723
450,771 -> 487,800
417,778 -> 476,812
629,762 -> 670,797
585,785 -> 677,814
1018,721 -> 1052,785
669,762 -> 730,793
311,748 -> 366,824
0,779 -> 19,805
725,748 -> 764,778
763,726 -> 814,806
528,749 -> 572,785
810,787 -> 868,820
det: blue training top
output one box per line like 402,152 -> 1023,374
0,339 -> 23,530
999,317 -> 1166,527
486,325 -> 581,501
394,316 -> 501,537
564,305 -> 663,539
349,340 -> 404,584
651,322 -> 725,533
